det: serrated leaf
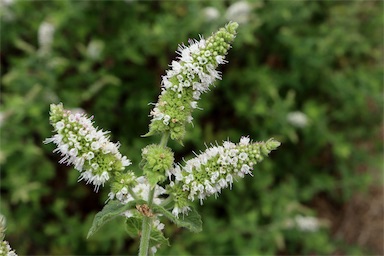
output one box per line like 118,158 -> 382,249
152,204 -> 202,233
150,228 -> 170,247
87,199 -> 146,238
125,216 -> 142,238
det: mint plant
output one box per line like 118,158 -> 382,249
44,22 -> 280,255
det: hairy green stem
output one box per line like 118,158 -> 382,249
138,189 -> 155,256
159,132 -> 169,148
159,196 -> 173,208
138,132 -> 169,256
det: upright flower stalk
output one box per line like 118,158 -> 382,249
44,103 -> 132,191
146,22 -> 238,142
166,137 -> 280,216
138,132 -> 170,256
44,22 -> 281,256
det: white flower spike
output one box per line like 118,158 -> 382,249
44,103 -> 132,191
146,22 -> 238,142
167,137 -> 281,216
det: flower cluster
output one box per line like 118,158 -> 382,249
167,137 -> 281,215
147,22 -> 238,142
44,103 -> 131,191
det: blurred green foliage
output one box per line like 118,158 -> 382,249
1,0 -> 382,255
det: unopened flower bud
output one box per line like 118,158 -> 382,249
141,144 -> 174,186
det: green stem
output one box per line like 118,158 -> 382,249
138,189 -> 155,256
159,131 -> 169,148
138,132 -> 169,256
159,196 -> 173,208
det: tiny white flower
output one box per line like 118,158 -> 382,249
121,187 -> 128,195
190,101 -> 198,109
69,148 -> 78,157
185,174 -> 194,184
55,121 -> 65,130
59,144 -> 69,154
215,55 -> 228,65
241,164 -> 251,174
86,151 -> 94,160
239,136 -> 250,145
108,192 -> 115,200
238,152 -> 248,161
91,141 -> 100,150
85,134 -> 93,142
121,156 -> 132,167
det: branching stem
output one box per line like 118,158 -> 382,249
138,132 -> 169,256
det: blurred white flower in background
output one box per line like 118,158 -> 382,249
225,1 -> 252,24
285,215 -> 325,233
287,111 -> 309,128
1,0 -> 13,5
293,215 -> 321,232
0,112 -> 6,128
0,0 -> 15,22
38,21 -> 55,55
202,7 -> 220,22
86,40 -> 104,60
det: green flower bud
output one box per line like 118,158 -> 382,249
141,144 -> 174,186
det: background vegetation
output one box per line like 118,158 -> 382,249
1,0 -> 382,255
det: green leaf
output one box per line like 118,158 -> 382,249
87,199 -> 146,238
150,228 -> 170,247
125,216 -> 142,238
152,204 -> 202,233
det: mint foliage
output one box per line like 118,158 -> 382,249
3,1 -> 380,255
87,199 -> 145,239
152,204 -> 203,233
125,216 -> 142,238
